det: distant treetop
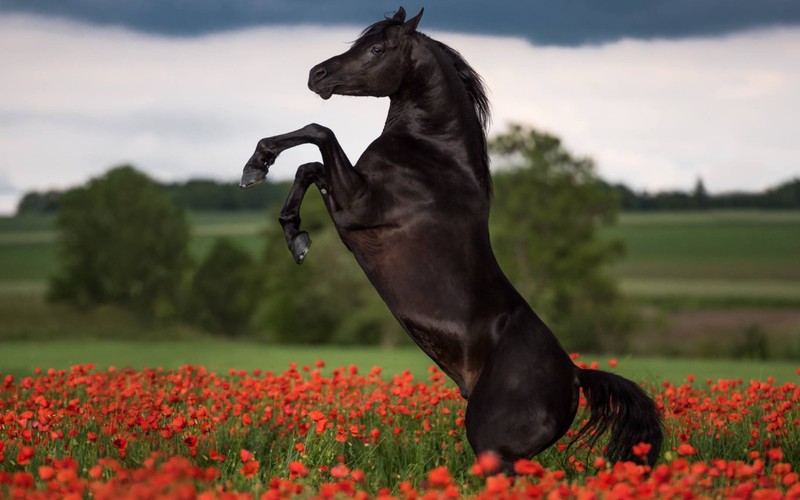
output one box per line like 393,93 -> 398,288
17,173 -> 290,215
16,170 -> 800,216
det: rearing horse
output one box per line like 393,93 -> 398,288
240,7 -> 662,471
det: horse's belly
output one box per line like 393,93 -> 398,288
343,222 -> 503,394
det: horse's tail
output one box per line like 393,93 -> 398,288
572,368 -> 663,466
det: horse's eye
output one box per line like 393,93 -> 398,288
370,45 -> 384,54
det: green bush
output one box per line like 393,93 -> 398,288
48,166 -> 190,320
489,124 -> 633,351
186,238 -> 260,337
253,195 -> 404,345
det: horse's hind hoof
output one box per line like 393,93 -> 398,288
290,232 -> 311,264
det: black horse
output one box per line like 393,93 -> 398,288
240,7 -> 662,471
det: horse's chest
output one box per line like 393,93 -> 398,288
400,316 -> 467,383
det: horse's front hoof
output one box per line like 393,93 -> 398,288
240,165 -> 268,190
290,232 -> 311,264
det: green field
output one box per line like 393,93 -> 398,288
606,211 -> 800,282
0,340 -> 796,384
0,210 -> 270,283
2,209 -> 799,304
1,210 -> 797,499
2,210 -> 799,360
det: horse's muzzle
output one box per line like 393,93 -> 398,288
308,64 -> 334,100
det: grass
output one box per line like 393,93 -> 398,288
0,290 -> 204,343
189,211 -> 269,256
0,210 -> 269,283
1,211 -> 797,497
0,242 -> 57,282
1,209 -> 798,363
605,210 -> 800,282
0,339 -> 797,384
2,210 -> 799,305
620,278 -> 800,303
186,210 -> 269,228
0,213 -> 56,232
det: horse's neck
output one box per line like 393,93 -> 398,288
382,40 -> 489,198
384,44 -> 480,143
384,82 -> 488,202
384,87 -> 460,137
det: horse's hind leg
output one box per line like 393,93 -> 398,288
465,329 -> 579,474
279,162 -> 328,264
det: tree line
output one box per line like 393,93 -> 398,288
606,178 -> 800,211
46,125 -> 633,352
16,170 -> 800,216
16,178 -> 289,214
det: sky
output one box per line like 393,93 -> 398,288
1,1 -> 799,214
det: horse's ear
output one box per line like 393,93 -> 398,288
391,7 -> 406,22
402,8 -> 424,33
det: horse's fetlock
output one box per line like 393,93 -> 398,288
278,211 -> 298,227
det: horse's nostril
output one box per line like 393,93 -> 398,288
314,67 -> 327,81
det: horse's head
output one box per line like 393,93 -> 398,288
308,7 -> 424,100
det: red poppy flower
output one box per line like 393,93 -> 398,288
239,449 -> 254,462
427,466 -> 452,488
241,460 -> 259,478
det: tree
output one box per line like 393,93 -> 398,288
253,194 -> 405,346
692,177 -> 709,209
16,190 -> 62,214
162,178 -> 290,211
186,238 -> 260,337
489,124 -> 633,352
49,166 -> 190,319
764,178 -> 800,208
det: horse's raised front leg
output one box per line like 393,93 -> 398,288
239,129 -> 299,189
241,123 -> 363,190
240,123 -> 368,229
279,162 -> 328,264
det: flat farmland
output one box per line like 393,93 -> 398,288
0,340 -> 797,384
604,211 -> 800,303
0,211 -> 270,284
606,211 -> 800,278
1,211 -> 797,499
2,210 -> 798,305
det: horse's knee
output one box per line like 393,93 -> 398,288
302,123 -> 334,144
295,162 -> 324,182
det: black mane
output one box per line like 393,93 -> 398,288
426,36 -> 492,197
356,17 -> 404,42
356,15 -> 493,197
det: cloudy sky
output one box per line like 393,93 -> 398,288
1,1 -> 799,214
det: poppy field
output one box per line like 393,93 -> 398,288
0,356 -> 798,499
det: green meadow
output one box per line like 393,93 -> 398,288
606,211 -> 800,289
3,209 -> 799,304
1,209 -> 799,366
0,211 -> 269,283
0,340 -> 797,384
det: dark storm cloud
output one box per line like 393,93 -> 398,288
3,0 -> 800,46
